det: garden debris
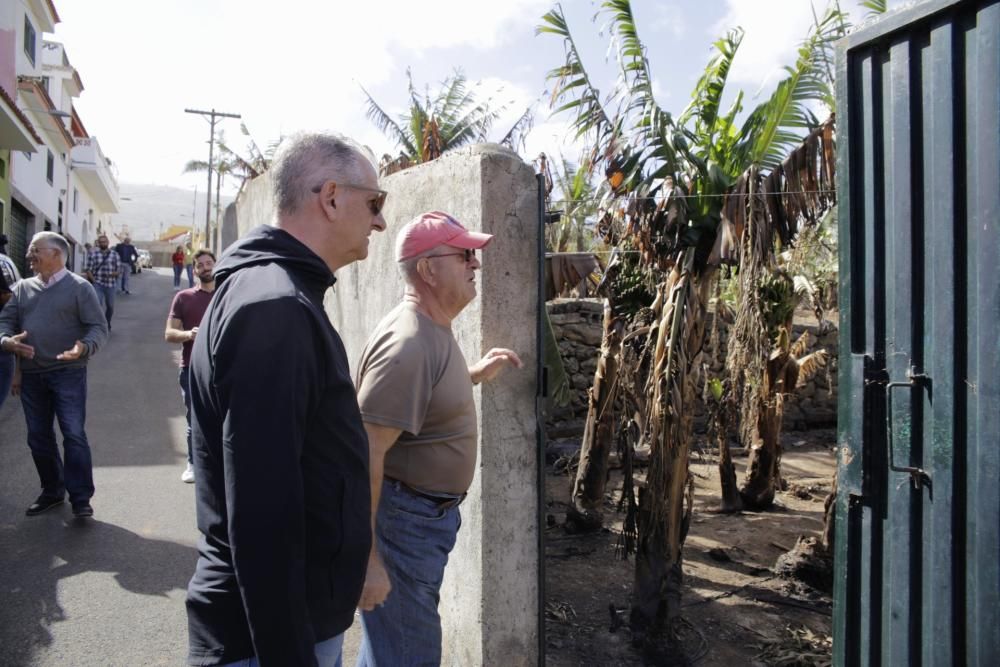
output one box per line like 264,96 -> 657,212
755,624 -> 832,666
545,601 -> 578,622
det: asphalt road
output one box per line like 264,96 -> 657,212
0,268 -> 362,666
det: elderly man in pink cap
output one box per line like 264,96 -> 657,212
353,210 -> 522,666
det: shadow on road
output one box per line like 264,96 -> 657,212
0,515 -> 196,664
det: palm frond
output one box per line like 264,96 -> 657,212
183,160 -> 209,173
679,28 -> 744,136
361,84 -> 418,158
539,4 -> 615,142
498,105 -> 535,152
794,348 -> 829,386
734,7 -> 842,171
860,0 -> 888,17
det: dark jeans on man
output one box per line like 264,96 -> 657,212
94,283 -> 116,327
0,350 -> 14,412
179,365 -> 192,464
19,367 -> 94,504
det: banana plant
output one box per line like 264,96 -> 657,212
539,0 -> 848,638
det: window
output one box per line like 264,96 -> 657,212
24,16 -> 36,66
73,188 -> 78,212
46,150 -> 54,184
0,157 -> 5,179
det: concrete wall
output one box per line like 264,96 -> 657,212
237,144 -> 541,666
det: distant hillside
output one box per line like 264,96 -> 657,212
115,183 -> 236,242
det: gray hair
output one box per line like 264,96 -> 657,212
271,132 -> 373,215
32,232 -> 69,261
398,247 -> 441,285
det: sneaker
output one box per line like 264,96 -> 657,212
181,463 -> 195,483
26,495 -> 64,516
72,502 -> 94,518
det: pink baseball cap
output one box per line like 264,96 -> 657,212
395,210 -> 493,262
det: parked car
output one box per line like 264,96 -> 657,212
136,249 -> 152,272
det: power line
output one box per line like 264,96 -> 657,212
544,188 -> 836,205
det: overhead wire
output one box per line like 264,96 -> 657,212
543,188 -> 837,205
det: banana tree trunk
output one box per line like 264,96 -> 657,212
739,394 -> 783,509
566,299 -> 623,532
631,251 -> 710,636
717,427 -> 743,512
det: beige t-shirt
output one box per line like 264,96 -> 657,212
356,302 -> 477,494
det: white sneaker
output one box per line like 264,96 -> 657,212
181,463 -> 195,483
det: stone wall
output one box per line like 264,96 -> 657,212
546,298 -> 839,438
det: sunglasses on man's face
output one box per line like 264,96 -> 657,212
425,248 -> 476,262
311,182 -> 387,216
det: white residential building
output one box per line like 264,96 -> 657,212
0,1 -> 119,272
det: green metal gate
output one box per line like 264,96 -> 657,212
834,0 -> 999,664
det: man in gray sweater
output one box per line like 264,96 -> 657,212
0,232 -> 108,518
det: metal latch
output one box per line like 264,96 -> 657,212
886,366 -> 932,499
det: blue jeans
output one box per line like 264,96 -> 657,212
93,283 -> 116,327
19,366 -> 93,504
173,264 -> 183,288
218,632 -> 345,667
186,264 -> 194,287
0,350 -> 13,412
119,265 -> 131,292
357,480 -> 463,667
179,366 -> 192,464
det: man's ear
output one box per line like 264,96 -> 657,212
318,181 -> 338,220
415,257 -> 436,285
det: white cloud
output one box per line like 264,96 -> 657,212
711,0 -> 819,94
647,2 -> 688,39
712,0 -> 873,97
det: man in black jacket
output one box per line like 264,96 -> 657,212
185,132 -> 388,666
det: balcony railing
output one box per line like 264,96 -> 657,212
71,136 -> 119,211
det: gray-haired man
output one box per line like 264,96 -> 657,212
185,132 -> 386,666
0,232 -> 108,518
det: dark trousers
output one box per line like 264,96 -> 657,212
19,367 -> 94,504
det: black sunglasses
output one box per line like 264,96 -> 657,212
311,182 -> 388,216
425,249 -> 476,262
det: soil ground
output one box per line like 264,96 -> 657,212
544,429 -> 837,666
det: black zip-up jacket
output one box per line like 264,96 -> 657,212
185,226 -> 370,666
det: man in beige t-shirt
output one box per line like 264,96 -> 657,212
354,211 -> 522,666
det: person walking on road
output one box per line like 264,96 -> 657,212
0,269 -> 16,411
115,236 -> 138,294
164,249 -> 216,484
354,211 -> 522,666
172,245 -> 185,290
0,233 -> 21,287
185,132 -> 388,666
0,231 -> 108,519
84,234 -> 121,329
184,241 -> 195,288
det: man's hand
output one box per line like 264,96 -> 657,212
2,331 -> 35,359
469,347 -> 523,385
56,340 -> 86,361
10,366 -> 21,397
357,550 -> 392,611
188,326 -> 199,342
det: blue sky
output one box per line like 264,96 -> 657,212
48,0 -> 875,195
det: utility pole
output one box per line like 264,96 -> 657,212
184,108 -> 240,248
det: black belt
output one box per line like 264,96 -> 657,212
387,477 -> 466,510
